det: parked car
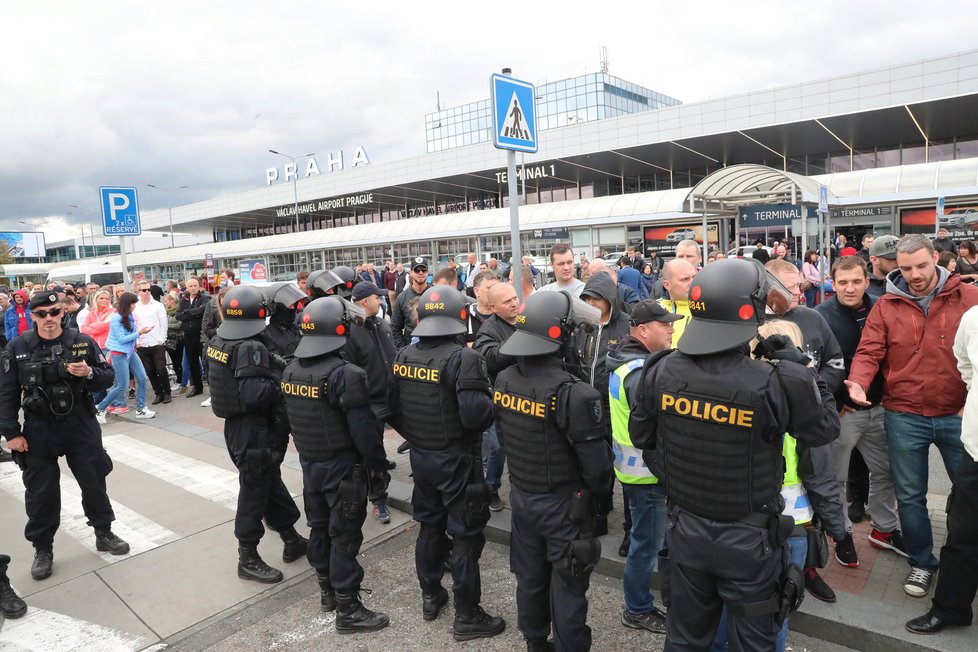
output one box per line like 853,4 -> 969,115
665,228 -> 696,242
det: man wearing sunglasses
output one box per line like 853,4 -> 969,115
0,292 -> 127,582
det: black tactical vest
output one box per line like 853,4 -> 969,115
392,341 -> 468,451
654,353 -> 783,521
206,336 -> 246,418
494,365 -> 581,493
281,356 -> 353,460
12,329 -> 86,420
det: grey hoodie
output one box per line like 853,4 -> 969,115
885,264 -> 950,315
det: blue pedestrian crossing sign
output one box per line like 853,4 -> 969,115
491,73 -> 538,153
99,186 -> 142,236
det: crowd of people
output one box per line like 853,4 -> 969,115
1,231 -> 977,650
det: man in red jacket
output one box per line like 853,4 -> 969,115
846,234 -> 978,599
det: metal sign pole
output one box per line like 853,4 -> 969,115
119,236 -> 130,291
507,149 -> 523,301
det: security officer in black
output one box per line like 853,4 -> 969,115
281,297 -> 391,633
391,256 -> 431,349
0,291 -> 127,581
388,286 -> 506,641
206,285 -> 305,584
630,259 -> 841,652
494,291 -> 613,652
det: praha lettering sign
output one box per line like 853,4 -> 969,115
266,146 -> 370,185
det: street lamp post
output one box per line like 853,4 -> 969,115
269,149 -> 314,233
147,184 -> 190,247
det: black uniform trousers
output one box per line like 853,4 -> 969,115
20,416 -> 115,550
301,455 -> 365,591
664,508 -> 782,652
410,447 -> 488,609
510,485 -> 592,652
931,455 -> 978,625
223,415 -> 300,547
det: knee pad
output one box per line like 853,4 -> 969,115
332,530 -> 363,556
559,538 -> 601,579
451,535 -> 485,561
418,524 -> 443,541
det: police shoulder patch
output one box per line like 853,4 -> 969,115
252,348 -> 262,366
589,399 -> 603,423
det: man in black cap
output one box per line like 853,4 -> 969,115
493,290 -> 612,651
0,291 -> 127,581
388,286 -> 505,641
281,297 -> 391,633
866,234 -> 899,298
205,285 -> 306,584
630,258 -> 841,651
391,257 -> 431,349
345,281 -> 398,523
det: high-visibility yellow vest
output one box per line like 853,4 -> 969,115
657,299 -> 691,349
610,357 -> 658,484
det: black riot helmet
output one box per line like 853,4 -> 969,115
499,290 -> 602,357
217,285 -> 269,340
293,296 -> 367,359
307,269 -> 344,299
329,266 -> 359,300
411,286 -> 469,337
261,282 -> 307,313
678,258 -> 791,356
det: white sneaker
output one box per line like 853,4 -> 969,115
96,410 -> 108,425
200,397 -> 211,407
135,408 -> 156,419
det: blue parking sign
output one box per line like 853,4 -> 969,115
99,186 -> 142,236
491,74 -> 538,153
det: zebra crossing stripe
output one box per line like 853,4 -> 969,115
0,605 -> 154,651
102,434 -> 241,510
0,464 -> 179,561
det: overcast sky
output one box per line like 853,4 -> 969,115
1,1 -> 973,240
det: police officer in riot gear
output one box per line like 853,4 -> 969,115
258,281 -> 307,359
306,269 -> 344,300
494,290 -> 613,652
206,285 -> 306,583
281,297 -> 391,632
0,292 -> 127,581
388,286 -> 506,641
630,258 -> 841,652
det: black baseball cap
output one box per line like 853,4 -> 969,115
411,257 -> 428,271
629,300 -> 684,326
351,281 -> 386,302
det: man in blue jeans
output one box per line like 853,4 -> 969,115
847,234 -> 978,597
607,300 -> 681,633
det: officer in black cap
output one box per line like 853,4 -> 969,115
345,281 -> 399,521
205,285 -> 306,584
388,286 -> 505,641
281,296 -> 391,633
391,257 -> 431,349
0,291 -> 126,581
630,258 -> 841,651
493,290 -> 613,652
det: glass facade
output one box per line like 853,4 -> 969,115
425,72 -> 682,153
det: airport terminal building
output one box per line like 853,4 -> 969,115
18,49 -> 978,284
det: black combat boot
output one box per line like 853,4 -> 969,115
237,547 -> 283,583
421,585 -> 448,621
280,527 -> 308,563
317,573 -> 335,612
95,529 -> 131,555
453,604 -> 506,641
0,555 -> 27,619
335,590 -> 390,633
31,548 -> 53,581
